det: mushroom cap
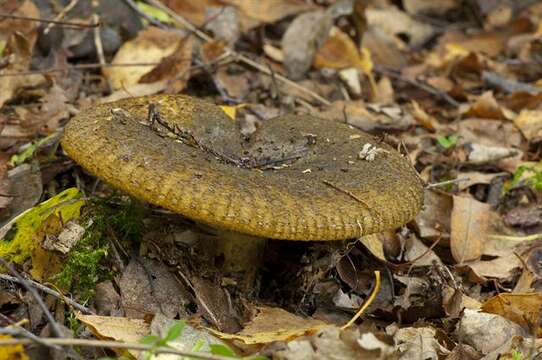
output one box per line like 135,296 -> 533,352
62,95 -> 423,240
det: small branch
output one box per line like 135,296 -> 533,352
0,62 -> 162,77
426,178 -> 470,189
43,0 -> 80,34
0,273 -> 94,314
144,0 -> 331,106
0,257 -> 63,338
488,233 -> 542,242
0,13 -> 98,28
0,338 -> 233,360
375,65 -> 460,107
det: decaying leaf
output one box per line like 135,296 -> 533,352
209,306 -> 329,345
450,195 -> 490,264
0,188 -> 85,267
456,309 -> 524,355
104,27 -> 185,90
482,293 -> 542,336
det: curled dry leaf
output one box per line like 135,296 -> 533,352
450,195 -> 490,264
482,293 -> 542,336
365,6 -> 435,48
282,10 -> 333,79
392,326 -> 449,360
209,306 -> 329,345
514,109 -> 542,143
456,309 -> 524,355
103,27 -> 185,90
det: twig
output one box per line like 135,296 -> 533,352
144,0 -> 331,106
0,257 -> 63,338
426,178 -> 470,189
488,233 -> 542,242
375,65 -> 460,107
0,273 -> 93,314
0,13 -> 97,28
341,270 -> 381,329
322,179 -> 368,206
0,338 -> 233,360
175,269 -> 221,330
0,62 -> 162,77
92,13 -> 111,92
43,0 -> 80,34
0,315 -> 61,350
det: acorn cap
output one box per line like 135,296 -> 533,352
61,95 -> 423,240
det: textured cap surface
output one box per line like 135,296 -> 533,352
62,95 -> 423,240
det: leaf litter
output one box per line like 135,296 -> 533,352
1,0 -> 542,359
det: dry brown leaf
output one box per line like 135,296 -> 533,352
482,293 -> 542,336
223,0 -> 315,28
314,27 -> 363,70
514,109 -> 542,143
450,196 -> 490,264
409,100 -> 438,131
282,10 -> 333,79
209,306 -> 329,345
159,0 -> 222,27
365,6 -> 434,47
456,309 -> 524,355
461,91 -> 513,120
140,35 -> 194,94
393,327 -> 449,359
415,189 -> 452,241
0,0 -> 40,45
76,313 -> 149,357
0,33 -> 45,109
104,27 -> 184,90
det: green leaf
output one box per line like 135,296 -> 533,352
210,344 -> 237,357
436,134 -> 458,149
164,320 -> 186,342
139,335 -> 160,345
136,1 -> 174,24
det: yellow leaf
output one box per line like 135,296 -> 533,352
76,313 -> 150,358
482,293 -> 542,336
358,47 -> 373,75
220,104 -> 246,120
444,43 -> 470,62
208,306 -> 330,345
0,335 -> 29,360
0,188 -> 85,266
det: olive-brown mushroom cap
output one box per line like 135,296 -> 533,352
61,95 -> 423,240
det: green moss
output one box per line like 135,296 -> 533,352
54,195 -> 144,302
505,163 -> 542,193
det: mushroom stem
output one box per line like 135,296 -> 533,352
200,227 -> 267,288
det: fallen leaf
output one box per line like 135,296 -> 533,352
482,293 -> 542,336
415,189 -> 452,240
456,309 -> 524,355
104,27 -> 184,89
0,33 -> 45,108
119,257 -> 190,319
0,188 -> 84,266
365,6 -> 434,47
450,195 -> 490,264
76,313 -> 149,358
139,35 -> 194,94
461,91 -> 513,120
0,334 -> 29,360
209,306 -> 329,345
282,10 -> 333,79
392,327 -> 449,359
514,109 -> 542,143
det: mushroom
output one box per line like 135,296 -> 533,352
61,95 -> 423,284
